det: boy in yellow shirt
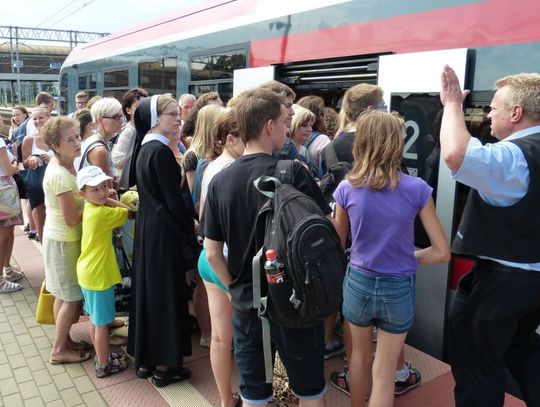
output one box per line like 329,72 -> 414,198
76,166 -> 131,378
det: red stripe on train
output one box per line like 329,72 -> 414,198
250,0 -> 540,66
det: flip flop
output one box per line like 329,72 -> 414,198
50,350 -> 91,365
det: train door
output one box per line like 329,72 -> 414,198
378,49 -> 468,359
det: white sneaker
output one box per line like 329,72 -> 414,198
0,278 -> 22,293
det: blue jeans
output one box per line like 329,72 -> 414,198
342,265 -> 415,334
232,310 -> 326,404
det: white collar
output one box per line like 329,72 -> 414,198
142,133 -> 169,146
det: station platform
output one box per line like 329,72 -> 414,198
1,226 -> 526,406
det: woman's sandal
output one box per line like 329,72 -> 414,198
3,267 -> 24,282
50,350 -> 91,365
136,365 -> 154,379
151,367 -> 191,387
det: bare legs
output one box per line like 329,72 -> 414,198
347,321 -> 406,407
0,226 -> 14,269
205,281 -> 236,407
32,204 -> 45,242
193,273 -> 212,341
88,323 -> 110,365
50,298 -> 86,361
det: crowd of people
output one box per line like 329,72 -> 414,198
0,66 -> 539,407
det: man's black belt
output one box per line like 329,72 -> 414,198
476,259 -> 532,273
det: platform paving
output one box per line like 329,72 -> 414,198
1,226 -> 526,406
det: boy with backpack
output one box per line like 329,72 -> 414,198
204,87 -> 334,406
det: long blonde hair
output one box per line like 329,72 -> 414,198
347,110 -> 404,190
187,104 -> 225,159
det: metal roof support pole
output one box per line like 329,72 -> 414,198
15,27 -> 21,106
9,26 -> 15,105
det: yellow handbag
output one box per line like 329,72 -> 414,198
35,281 -> 55,325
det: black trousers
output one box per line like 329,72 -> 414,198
449,261 -> 540,407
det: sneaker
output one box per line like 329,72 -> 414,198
324,340 -> 345,359
394,365 -> 422,395
95,355 -> 128,378
27,231 -> 37,240
23,223 -> 30,233
0,278 -> 23,293
330,370 -> 350,396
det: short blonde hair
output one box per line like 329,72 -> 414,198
290,104 -> 315,139
90,97 -> 122,120
347,110 -> 404,190
495,73 -> 540,121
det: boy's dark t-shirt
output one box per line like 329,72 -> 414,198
203,153 -> 331,313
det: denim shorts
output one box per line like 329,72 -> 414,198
342,266 -> 416,334
232,310 -> 326,404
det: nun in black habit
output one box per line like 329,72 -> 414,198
127,95 -> 194,387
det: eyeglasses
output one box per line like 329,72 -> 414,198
102,115 -> 124,121
161,112 -> 181,119
375,103 -> 388,111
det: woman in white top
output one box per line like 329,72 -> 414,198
111,88 -> 148,191
198,108 -> 245,407
76,98 -> 122,194
21,106 -> 53,242
0,134 -> 24,293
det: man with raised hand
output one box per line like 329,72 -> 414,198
440,65 -> 540,407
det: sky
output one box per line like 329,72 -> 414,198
1,0 -> 204,38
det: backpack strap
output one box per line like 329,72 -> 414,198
274,159 -> 295,185
324,140 -> 340,172
252,247 -> 273,383
304,130 -> 321,149
78,140 -> 108,172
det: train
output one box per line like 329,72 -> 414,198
59,0 -> 540,361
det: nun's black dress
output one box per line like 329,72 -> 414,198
127,136 -> 193,369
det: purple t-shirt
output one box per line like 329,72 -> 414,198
334,174 -> 432,276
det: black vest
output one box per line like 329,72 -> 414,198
452,132 -> 540,263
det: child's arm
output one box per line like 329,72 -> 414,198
415,197 -> 451,264
105,198 -> 130,209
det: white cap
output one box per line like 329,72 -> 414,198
76,165 -> 112,190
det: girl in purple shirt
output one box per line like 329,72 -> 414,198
333,111 -> 450,406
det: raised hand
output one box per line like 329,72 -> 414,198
440,65 -> 470,106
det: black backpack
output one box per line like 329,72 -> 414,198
252,160 -> 345,330
318,140 -> 352,203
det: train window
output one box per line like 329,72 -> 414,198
78,74 -> 97,91
59,73 -> 68,114
138,59 -> 177,96
188,82 -> 233,103
104,69 -> 128,88
190,50 -> 247,81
